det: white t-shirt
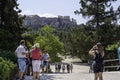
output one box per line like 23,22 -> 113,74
15,45 -> 28,58
42,53 -> 50,61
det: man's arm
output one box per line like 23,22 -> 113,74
22,52 -> 26,55
14,51 -> 17,57
47,54 -> 50,61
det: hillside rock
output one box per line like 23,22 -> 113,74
23,15 -> 77,30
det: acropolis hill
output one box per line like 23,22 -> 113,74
23,15 -> 77,30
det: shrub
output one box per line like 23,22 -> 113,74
0,50 -> 17,63
0,57 -> 17,80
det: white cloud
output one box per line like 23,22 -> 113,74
20,10 -> 32,15
21,11 -> 58,18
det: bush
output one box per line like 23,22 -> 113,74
51,56 -> 63,62
0,57 -> 17,80
0,50 -> 17,63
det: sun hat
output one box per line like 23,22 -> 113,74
20,40 -> 25,44
32,45 -> 35,48
96,42 -> 102,46
34,43 -> 40,48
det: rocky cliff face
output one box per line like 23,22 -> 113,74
23,15 -> 77,30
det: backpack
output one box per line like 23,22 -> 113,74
31,49 -> 41,60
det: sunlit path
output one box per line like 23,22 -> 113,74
24,64 -> 120,80
24,57 -> 120,80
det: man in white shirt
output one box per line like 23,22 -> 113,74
15,40 -> 28,80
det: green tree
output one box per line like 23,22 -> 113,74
64,26 -> 93,61
75,0 -> 120,46
0,0 -> 26,51
34,26 -> 64,62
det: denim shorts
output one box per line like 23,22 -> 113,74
43,61 -> 48,67
18,58 -> 26,72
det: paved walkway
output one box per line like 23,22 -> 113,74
24,57 -> 120,80
24,64 -> 120,80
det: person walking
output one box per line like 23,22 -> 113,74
15,40 -> 28,80
30,43 -> 42,80
55,63 -> 58,72
58,63 -> 61,72
42,50 -> 50,73
89,42 -> 105,80
66,64 -> 70,73
62,64 -> 65,73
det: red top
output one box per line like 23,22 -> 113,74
31,48 -> 41,60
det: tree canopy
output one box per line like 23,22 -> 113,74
0,0 -> 26,51
34,26 -> 64,62
75,0 -> 120,46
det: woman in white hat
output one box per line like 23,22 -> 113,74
30,43 -> 42,80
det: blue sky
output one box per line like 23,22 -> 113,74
18,0 -> 120,24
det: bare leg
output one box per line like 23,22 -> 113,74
19,72 -> 24,79
30,66 -> 33,75
98,72 -> 103,80
33,72 -> 36,79
46,66 -> 48,73
25,65 -> 28,75
36,72 -> 40,79
42,67 -> 44,73
94,73 -> 98,80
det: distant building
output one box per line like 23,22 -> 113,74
23,15 -> 77,30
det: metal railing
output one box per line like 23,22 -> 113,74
89,59 -> 120,72
104,59 -> 119,71
104,59 -> 119,63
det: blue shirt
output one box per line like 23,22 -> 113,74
118,47 -> 120,61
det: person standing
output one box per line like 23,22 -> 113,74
24,46 -> 30,76
55,63 -> 58,72
42,50 -> 50,73
15,40 -> 28,80
70,64 -> 73,73
89,42 -> 105,80
118,43 -> 120,64
118,42 -> 120,70
30,43 -> 42,80
66,64 -> 70,73
62,64 -> 65,73
58,63 -> 61,72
